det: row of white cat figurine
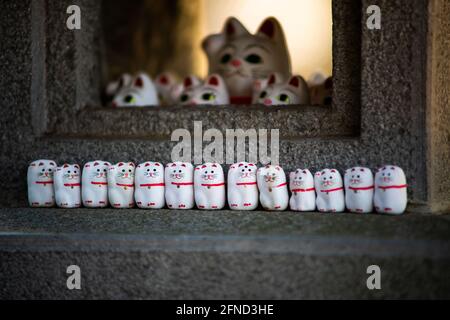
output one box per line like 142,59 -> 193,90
28,160 -> 408,215
106,71 -> 313,108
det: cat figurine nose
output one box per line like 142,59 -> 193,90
264,99 -> 272,105
231,59 -> 241,67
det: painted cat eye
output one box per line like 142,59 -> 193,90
180,94 -> 189,102
202,93 -> 215,101
220,53 -> 232,64
245,54 -> 262,64
124,95 -> 135,104
259,91 -> 267,99
278,94 -> 290,103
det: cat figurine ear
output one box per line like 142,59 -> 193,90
344,167 -> 374,213
27,160 -> 57,207
108,162 -> 135,208
179,74 -> 230,106
155,72 -> 183,106
289,169 -> 316,212
315,169 -> 345,213
228,162 -> 259,210
82,161 -> 111,208
257,165 -> 289,211
54,164 -> 81,208
194,163 -> 226,210
112,73 -> 159,107
202,16 -> 291,104
106,73 -> 132,100
135,162 -> 165,209
374,165 -> 407,215
257,74 -> 310,106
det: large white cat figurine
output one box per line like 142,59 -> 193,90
344,167 -> 374,213
82,160 -> 111,208
194,163 -> 226,210
27,160 -> 57,207
135,162 -> 166,209
108,162 -> 135,208
227,162 -> 259,211
165,162 -> 194,210
315,169 -> 345,213
179,74 -> 230,106
112,72 -> 159,107
155,72 -> 183,106
203,17 -> 291,104
54,164 -> 81,208
255,73 -> 310,105
289,169 -> 316,212
374,165 -> 408,215
257,165 -> 289,211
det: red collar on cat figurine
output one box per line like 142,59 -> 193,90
292,187 -> 315,193
201,182 -> 226,187
140,183 -> 165,187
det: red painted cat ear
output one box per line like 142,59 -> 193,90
223,17 -> 249,38
181,164 -> 187,168
145,163 -> 151,167
207,75 -> 220,87
184,77 -> 193,88
268,74 -> 277,85
258,18 -> 276,38
289,77 -> 300,88
63,164 -> 69,168
134,77 -> 144,88
118,162 -> 124,167
39,162 -> 44,166
159,75 -> 169,85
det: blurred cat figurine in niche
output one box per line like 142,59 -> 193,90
203,17 -> 291,104
344,167 -> 374,214
54,164 -> 81,208
155,72 -> 183,106
315,169 -> 345,213
289,169 -> 316,212
165,162 -> 194,210
308,72 -> 333,106
106,73 -> 132,102
374,165 -> 407,215
112,73 -> 159,107
228,162 -> 259,211
108,162 -> 135,208
254,73 -> 310,105
27,160 -> 57,207
82,161 -> 111,208
135,162 -> 165,209
179,74 -> 230,106
257,165 -> 289,211
194,163 -> 226,210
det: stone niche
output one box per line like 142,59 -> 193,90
0,0 -> 448,213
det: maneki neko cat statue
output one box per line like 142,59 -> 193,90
27,160 -> 57,207
254,73 -> 310,106
314,169 -> 345,213
135,162 -> 166,209
82,161 -> 111,208
257,165 -> 289,211
308,72 -> 333,106
194,163 -> 226,210
54,164 -> 82,208
165,162 -> 194,210
344,167 -> 374,214
374,165 -> 408,215
203,17 -> 291,104
289,169 -> 316,212
155,72 -> 183,106
179,74 -> 230,106
112,73 -> 159,107
228,162 -> 259,211
108,162 -> 135,208
106,73 -> 132,101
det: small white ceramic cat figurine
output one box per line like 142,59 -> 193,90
155,72 -> 183,105
27,160 -> 57,207
194,163 -> 226,210
315,169 -> 345,213
108,162 -> 135,208
165,162 -> 194,210
255,73 -> 310,105
112,73 -> 159,107
257,165 -> 289,211
228,162 -> 259,211
289,169 -> 316,212
251,72 -> 285,104
203,17 -> 291,104
106,73 -> 132,100
179,74 -> 230,106
54,164 -> 81,208
81,161 -> 111,208
344,167 -> 374,214
135,162 -> 165,209
374,165 -> 408,215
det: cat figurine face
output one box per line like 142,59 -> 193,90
257,165 -> 289,211
344,167 -> 374,214
255,73 -> 311,106
179,74 -> 230,106
308,73 -> 333,106
27,160 -> 57,207
289,169 -> 316,212
112,73 -> 159,107
374,165 -> 407,215
155,72 -> 183,106
108,162 -> 135,208
54,164 -> 81,208
165,162 -> 194,210
228,162 -> 258,210
314,169 -> 345,213
135,162 -> 165,209
82,161 -> 111,208
203,17 -> 291,104
106,73 -> 132,100
194,163 -> 226,210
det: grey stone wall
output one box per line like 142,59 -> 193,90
0,0 -> 448,213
